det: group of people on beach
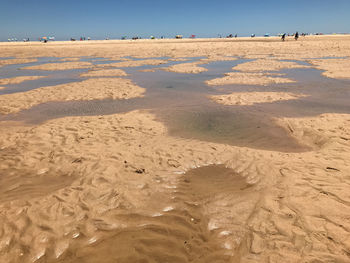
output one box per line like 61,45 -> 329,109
281,32 -> 299,41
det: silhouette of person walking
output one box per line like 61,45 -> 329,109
281,33 -> 286,41
295,31 -> 299,41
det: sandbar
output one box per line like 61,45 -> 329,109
206,72 -> 295,86
98,59 -> 168,68
233,58 -> 309,72
0,58 -> 37,66
308,58 -> 350,79
162,62 -> 208,74
210,91 -> 307,105
0,76 -> 45,85
0,78 -> 144,114
22,61 -> 93,71
80,68 -> 127,77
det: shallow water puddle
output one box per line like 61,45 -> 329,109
1,56 -> 350,151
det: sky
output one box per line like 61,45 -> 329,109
1,0 -> 349,41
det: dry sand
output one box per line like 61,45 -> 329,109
232,58 -> 309,72
210,92 -> 307,106
80,68 -> 127,77
1,36 -> 350,262
308,58 -> 350,79
22,61 -> 93,71
0,78 -> 144,114
206,72 -> 295,86
0,76 -> 45,85
2,35 -> 350,60
162,62 -> 208,74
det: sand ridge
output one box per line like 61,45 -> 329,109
206,72 -> 295,86
0,58 -> 37,67
0,78 -> 144,114
199,55 -> 238,63
22,61 -> 93,71
0,76 -> 45,85
210,92 -> 307,106
232,58 -> 309,72
98,59 -> 168,68
80,68 -> 127,77
58,57 -> 81,62
161,62 -> 208,74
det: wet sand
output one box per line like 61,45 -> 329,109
0,36 -> 350,262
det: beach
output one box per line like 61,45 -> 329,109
0,35 -> 350,262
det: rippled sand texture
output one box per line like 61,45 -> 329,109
0,78 -> 144,114
1,110 -> 350,262
0,111 -> 267,262
210,92 -> 307,106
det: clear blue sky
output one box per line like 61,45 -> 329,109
1,0 -> 349,41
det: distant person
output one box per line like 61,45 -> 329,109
295,31 -> 299,40
281,33 -> 286,41
235,34 -> 237,38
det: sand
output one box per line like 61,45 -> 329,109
22,61 -> 93,71
58,57 -> 81,62
199,55 -> 238,63
0,58 -> 37,67
308,58 -> 350,79
232,58 -> 309,72
0,78 -> 144,114
1,36 -> 350,262
210,92 -> 307,106
98,59 -> 168,68
162,62 -> 208,74
206,72 -> 295,86
276,113 -> 350,150
2,35 -> 350,60
0,76 -> 45,85
80,68 -> 127,77
0,110 -> 349,262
